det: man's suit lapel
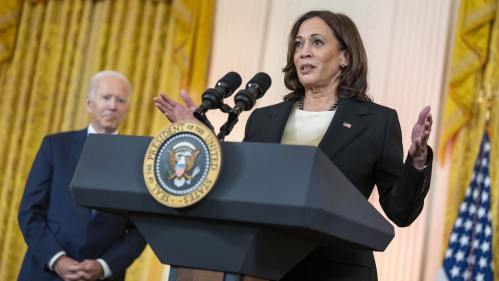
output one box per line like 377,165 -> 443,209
70,129 -> 87,168
70,129 -> 93,222
260,99 -> 295,143
318,98 -> 370,160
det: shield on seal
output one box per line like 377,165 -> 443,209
175,163 -> 186,178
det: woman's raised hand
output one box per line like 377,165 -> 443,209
153,89 -> 199,123
409,106 -> 433,169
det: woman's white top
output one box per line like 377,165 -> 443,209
280,107 -> 336,147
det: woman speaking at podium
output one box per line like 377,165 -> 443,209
154,10 -> 433,281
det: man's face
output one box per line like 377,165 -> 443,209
86,77 -> 130,134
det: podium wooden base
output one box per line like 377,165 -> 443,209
175,268 -> 268,281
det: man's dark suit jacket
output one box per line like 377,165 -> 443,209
243,98 -> 433,281
17,129 -> 147,281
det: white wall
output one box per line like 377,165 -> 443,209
205,0 -> 457,280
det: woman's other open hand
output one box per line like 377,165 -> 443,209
408,106 -> 433,169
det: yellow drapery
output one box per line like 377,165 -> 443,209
441,0 -> 499,278
0,0 -> 22,63
439,0 -> 497,161
0,0 -> 215,280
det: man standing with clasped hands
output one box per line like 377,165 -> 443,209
17,71 -> 146,281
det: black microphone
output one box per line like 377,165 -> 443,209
217,72 -> 272,140
193,72 -> 242,119
231,72 -> 272,116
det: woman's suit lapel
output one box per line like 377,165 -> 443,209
259,99 -> 295,143
318,98 -> 370,160
258,98 -> 370,160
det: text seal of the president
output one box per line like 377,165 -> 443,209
144,121 -> 222,208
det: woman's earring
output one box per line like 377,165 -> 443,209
340,64 -> 347,70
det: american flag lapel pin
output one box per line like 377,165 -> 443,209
343,122 -> 352,128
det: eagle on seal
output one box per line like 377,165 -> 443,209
168,142 -> 200,180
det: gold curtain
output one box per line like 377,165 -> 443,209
439,0 -> 497,161
441,0 -> 499,278
0,0 -> 215,280
0,0 -> 22,63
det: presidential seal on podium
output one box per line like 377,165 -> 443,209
143,121 -> 222,208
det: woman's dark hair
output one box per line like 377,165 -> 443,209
283,10 -> 372,101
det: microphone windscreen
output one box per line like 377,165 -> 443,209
248,72 -> 272,94
219,71 -> 242,92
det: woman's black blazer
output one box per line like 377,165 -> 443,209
243,98 -> 433,281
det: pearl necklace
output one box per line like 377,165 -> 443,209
299,96 -> 342,111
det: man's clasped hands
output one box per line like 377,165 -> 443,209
53,256 -> 104,281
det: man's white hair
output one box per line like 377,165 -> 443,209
87,70 -> 132,100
